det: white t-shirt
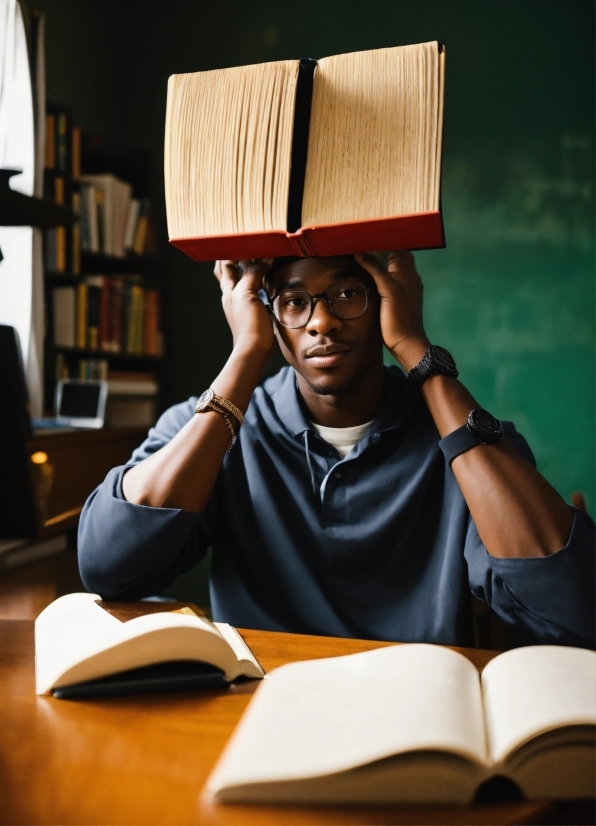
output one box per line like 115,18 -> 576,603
311,420 -> 374,459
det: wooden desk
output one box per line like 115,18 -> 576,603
0,621 -> 592,825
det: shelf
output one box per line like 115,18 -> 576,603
46,273 -> 80,285
55,347 -> 162,362
81,251 -> 157,274
0,169 -> 76,229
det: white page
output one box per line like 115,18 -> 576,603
481,646 -> 596,765
206,643 -> 487,795
35,593 -> 228,693
214,623 -> 264,676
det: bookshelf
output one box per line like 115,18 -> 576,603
42,116 -> 164,424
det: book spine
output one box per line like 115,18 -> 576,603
286,58 -> 317,233
99,279 -> 111,351
72,126 -> 81,181
290,232 -> 314,256
71,190 -> 81,275
76,283 -> 88,349
45,114 -> 56,169
56,111 -> 69,173
111,279 -> 123,352
54,177 -> 66,273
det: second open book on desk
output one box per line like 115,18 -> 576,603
35,592 -> 264,697
204,642 -> 595,805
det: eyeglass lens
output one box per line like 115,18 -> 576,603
273,282 -> 368,329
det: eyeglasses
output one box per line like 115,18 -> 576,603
269,281 -> 370,329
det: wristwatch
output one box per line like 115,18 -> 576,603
195,390 -> 244,451
408,345 -> 459,388
439,408 -> 504,466
466,408 -> 504,444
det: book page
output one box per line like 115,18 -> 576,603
206,643 -> 487,796
302,42 -> 443,226
481,645 -> 596,765
35,593 -> 238,693
213,623 -> 265,677
165,60 -> 299,237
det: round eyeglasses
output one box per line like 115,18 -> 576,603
269,281 -> 370,329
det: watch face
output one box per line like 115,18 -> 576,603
431,345 -> 458,374
467,408 -> 504,444
197,389 -> 215,411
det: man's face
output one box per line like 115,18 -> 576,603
267,256 -> 384,397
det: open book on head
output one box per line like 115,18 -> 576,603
35,593 -> 264,698
204,643 -> 595,805
165,42 -> 445,261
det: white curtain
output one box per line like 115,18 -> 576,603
0,0 -> 44,416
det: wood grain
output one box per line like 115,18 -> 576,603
0,619 -> 591,825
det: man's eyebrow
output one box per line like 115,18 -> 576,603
277,279 -> 305,291
275,269 -> 363,293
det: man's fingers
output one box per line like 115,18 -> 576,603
387,250 -> 417,274
354,252 -> 397,294
217,260 -> 240,293
238,258 -> 274,292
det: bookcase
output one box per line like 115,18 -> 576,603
43,114 -> 164,426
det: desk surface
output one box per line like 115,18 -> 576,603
0,620 -> 592,825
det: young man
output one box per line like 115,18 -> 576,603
78,253 -> 595,647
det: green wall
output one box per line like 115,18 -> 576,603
39,0 -> 594,511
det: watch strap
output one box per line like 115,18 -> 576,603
408,345 -> 459,388
194,389 -> 244,452
439,423 -> 482,466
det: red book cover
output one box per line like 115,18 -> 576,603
170,212 -> 444,263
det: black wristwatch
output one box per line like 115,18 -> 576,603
440,408 -> 504,465
408,345 -> 459,388
466,408 -> 504,444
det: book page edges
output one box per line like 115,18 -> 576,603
169,211 -> 445,261
35,594 -> 244,693
213,623 -> 265,678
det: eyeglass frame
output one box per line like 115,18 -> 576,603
267,280 -> 372,329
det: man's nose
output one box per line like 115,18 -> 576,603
305,297 -> 343,337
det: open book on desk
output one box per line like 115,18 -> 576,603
205,643 -> 595,805
35,593 -> 264,697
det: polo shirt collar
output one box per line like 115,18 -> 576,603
272,365 -> 414,438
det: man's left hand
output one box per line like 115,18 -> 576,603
354,251 -> 430,372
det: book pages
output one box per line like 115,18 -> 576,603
206,644 -> 487,797
34,593 -> 243,693
165,60 -> 299,237
481,645 -> 596,765
302,42 -> 442,226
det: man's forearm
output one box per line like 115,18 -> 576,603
418,371 -> 573,559
122,346 -> 269,512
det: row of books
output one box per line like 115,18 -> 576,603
80,176 -> 151,258
52,278 -> 162,356
44,105 -> 153,271
45,106 -> 81,274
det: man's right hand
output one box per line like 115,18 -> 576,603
122,258 -> 277,512
214,259 -> 275,358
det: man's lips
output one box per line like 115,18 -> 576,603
304,344 -> 352,368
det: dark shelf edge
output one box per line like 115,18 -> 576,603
0,169 -> 76,229
54,347 -> 162,361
